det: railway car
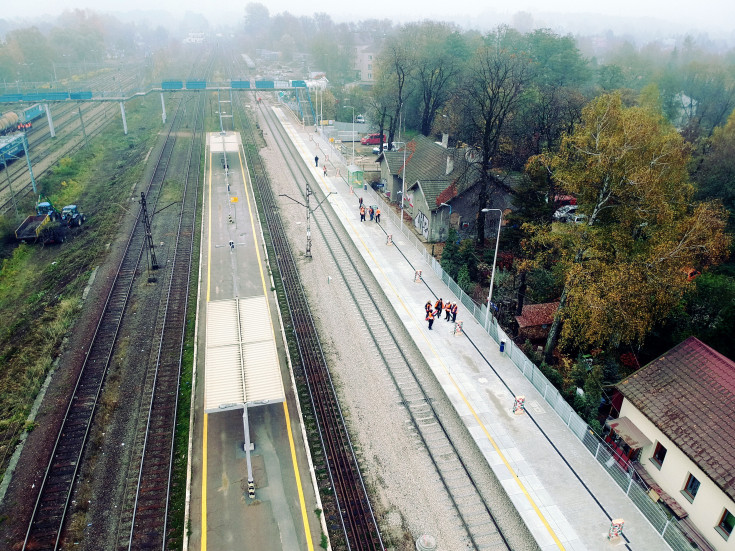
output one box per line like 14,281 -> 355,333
0,111 -> 20,136
21,103 -> 45,124
0,133 -> 26,164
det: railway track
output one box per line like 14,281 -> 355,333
232,95 -> 384,549
21,90 -> 191,551
253,101 -> 514,550
0,69 -> 142,213
112,91 -> 203,551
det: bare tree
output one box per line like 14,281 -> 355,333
377,34 -> 416,147
459,28 -> 531,244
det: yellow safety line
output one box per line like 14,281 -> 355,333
237,143 -> 314,550
202,412 -> 208,550
329,199 -> 567,550
207,148 -> 212,302
202,143 -> 212,551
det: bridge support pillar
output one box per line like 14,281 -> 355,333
44,103 -> 56,137
120,102 -> 128,135
161,93 -> 167,124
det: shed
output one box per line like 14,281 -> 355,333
347,164 -> 363,186
515,302 -> 559,342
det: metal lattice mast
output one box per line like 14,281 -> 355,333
140,192 -> 159,271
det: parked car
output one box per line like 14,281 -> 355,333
361,133 -> 386,145
553,205 -> 577,221
356,114 -> 365,123
372,144 -> 388,154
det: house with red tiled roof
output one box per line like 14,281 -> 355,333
514,302 -> 559,342
613,337 -> 735,551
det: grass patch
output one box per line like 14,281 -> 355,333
0,95 -> 164,476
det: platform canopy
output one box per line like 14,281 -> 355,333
204,296 -> 285,413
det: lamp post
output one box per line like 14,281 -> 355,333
394,141 -> 408,230
482,208 -> 503,327
440,202 -> 452,237
343,105 -> 355,166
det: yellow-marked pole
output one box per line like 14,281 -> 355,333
333,200 -> 567,551
202,413 -> 208,550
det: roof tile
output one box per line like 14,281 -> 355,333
616,337 -> 735,502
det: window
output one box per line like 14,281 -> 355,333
716,510 -> 735,540
681,473 -> 700,502
368,64 -> 372,70
369,55 -> 372,60
650,442 -> 667,469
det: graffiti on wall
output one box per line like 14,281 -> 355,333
414,210 -> 430,239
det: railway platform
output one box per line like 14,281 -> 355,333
274,108 -> 672,551
188,131 -> 321,551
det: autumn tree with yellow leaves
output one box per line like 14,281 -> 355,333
525,93 -> 731,363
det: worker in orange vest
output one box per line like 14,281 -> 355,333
375,208 -> 381,223
360,206 -> 366,222
425,301 -> 432,316
451,303 -> 458,322
444,301 -> 452,321
434,298 -> 443,316
426,309 -> 434,330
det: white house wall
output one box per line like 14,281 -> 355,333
620,400 -> 735,550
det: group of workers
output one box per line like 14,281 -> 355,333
358,197 -> 380,222
425,298 -> 458,330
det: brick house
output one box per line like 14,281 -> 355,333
611,337 -> 735,550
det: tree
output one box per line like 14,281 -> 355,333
526,93 -> 730,362
692,108 -> 735,222
405,22 -> 464,136
458,27 -> 532,245
375,32 -> 415,148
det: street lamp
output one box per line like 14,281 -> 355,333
394,141 -> 408,229
343,105 -> 355,166
482,208 -> 503,327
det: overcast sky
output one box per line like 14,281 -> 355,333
5,0 -> 735,37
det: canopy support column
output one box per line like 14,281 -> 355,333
242,405 -> 255,499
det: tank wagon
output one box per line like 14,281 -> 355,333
0,104 -> 45,135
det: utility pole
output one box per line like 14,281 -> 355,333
140,192 -> 159,281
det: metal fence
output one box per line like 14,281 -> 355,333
351,183 -> 700,551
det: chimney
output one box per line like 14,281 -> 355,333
442,132 -> 449,148
446,155 -> 454,175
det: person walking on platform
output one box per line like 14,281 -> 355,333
360,205 -> 366,222
323,165 -> 327,176
426,309 -> 435,330
369,207 -> 374,221
434,298 -> 443,317
444,301 -> 452,321
451,303 -> 458,322
359,197 -> 363,207
425,300 -> 432,316
375,208 -> 381,223
315,155 -> 319,167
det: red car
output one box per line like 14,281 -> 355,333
361,133 -> 386,145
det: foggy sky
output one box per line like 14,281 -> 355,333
3,0 -> 734,37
